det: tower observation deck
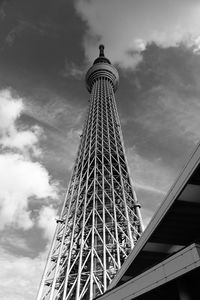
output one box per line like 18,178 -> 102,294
37,45 -> 144,300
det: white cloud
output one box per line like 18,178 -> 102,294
0,248 -> 46,300
1,235 -> 31,252
192,36 -> 200,53
0,89 -> 42,156
0,87 -> 59,293
0,89 -> 23,131
0,89 -> 59,230
37,205 -> 58,241
75,0 -> 200,69
1,125 -> 42,157
0,153 -> 58,230
0,88 -> 59,299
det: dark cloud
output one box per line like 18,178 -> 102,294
0,0 -> 88,105
117,43 -> 200,175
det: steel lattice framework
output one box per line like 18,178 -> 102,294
37,45 -> 144,300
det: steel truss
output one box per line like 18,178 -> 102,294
37,46 -> 143,300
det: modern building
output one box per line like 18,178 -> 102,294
37,45 -> 144,300
95,142 -> 200,300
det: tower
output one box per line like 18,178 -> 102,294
37,45 -> 143,300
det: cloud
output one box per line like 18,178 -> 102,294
0,89 -> 58,230
0,153 -> 58,230
75,0 -> 200,69
126,146 -> 178,228
192,36 -> 200,53
4,22 -> 26,47
127,147 -> 174,194
134,86 -> 200,145
0,1 -> 6,20
4,19 -> 51,48
128,44 -> 200,147
0,89 -> 42,157
116,43 -> 200,226
116,43 -> 200,185
64,60 -> 86,79
1,235 -> 31,253
26,93 -> 84,131
37,205 -> 58,241
0,89 -> 23,132
140,208 -> 154,228
0,247 -> 46,300
1,125 -> 42,157
26,93 -> 84,173
126,147 -> 177,225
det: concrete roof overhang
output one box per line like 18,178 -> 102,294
108,142 -> 200,290
96,243 -> 200,300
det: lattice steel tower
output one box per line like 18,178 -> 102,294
37,45 -> 143,300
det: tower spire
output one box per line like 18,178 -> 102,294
99,44 -> 105,57
93,44 -> 111,66
37,46 -> 143,300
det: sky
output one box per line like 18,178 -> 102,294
1,0 -> 200,299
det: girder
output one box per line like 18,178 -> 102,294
37,46 -> 143,300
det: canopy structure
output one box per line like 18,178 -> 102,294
95,142 -> 200,299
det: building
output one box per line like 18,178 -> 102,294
95,142 -> 200,300
37,45 -> 143,300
